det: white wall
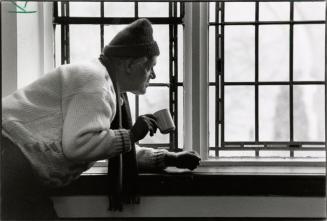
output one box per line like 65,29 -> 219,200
53,196 -> 326,218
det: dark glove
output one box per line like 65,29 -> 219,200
130,114 -> 158,143
166,151 -> 201,170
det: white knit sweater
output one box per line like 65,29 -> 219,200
2,59 -> 168,187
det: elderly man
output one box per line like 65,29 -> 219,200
2,18 -> 200,219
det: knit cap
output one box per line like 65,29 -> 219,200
103,18 -> 160,58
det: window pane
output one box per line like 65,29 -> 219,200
259,86 -> 290,141
294,151 -> 325,158
294,2 -> 326,21
209,2 -> 216,22
225,26 -> 255,82
177,3 -> 181,17
104,2 -> 134,17
139,87 -> 169,144
225,2 -> 255,22
259,2 -> 290,21
294,85 -> 325,142
225,86 -> 255,141
209,86 -> 216,147
55,25 -> 61,67
104,25 -> 128,46
260,151 -> 290,157
219,151 -> 255,157
70,25 -> 100,63
152,25 -> 169,83
57,2 -> 62,17
178,25 -> 184,82
294,25 -> 325,81
178,86 -> 184,149
259,25 -> 289,82
138,2 -> 169,17
209,26 -> 216,82
69,2 -> 100,17
127,93 -> 136,123
139,87 -> 169,116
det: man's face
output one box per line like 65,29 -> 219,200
129,56 -> 157,95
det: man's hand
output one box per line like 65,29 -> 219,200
130,114 -> 158,143
166,151 -> 201,170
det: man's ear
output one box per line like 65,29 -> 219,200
126,57 -> 148,73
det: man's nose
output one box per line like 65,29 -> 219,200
150,68 -> 156,79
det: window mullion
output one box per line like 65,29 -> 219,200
100,1 -> 104,51
61,1 -> 69,65
183,2 -> 208,159
135,1 -> 138,18
221,2 -> 225,151
173,2 -> 179,151
255,1 -> 259,157
168,2 -> 179,151
215,2 -> 220,157
290,1 -> 294,157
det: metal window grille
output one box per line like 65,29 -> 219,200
53,1 -> 184,151
209,0 -> 326,158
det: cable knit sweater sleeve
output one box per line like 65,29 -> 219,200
61,61 -> 131,162
135,145 -> 169,171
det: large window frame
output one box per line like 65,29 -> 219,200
208,0 -> 326,159
52,1 -> 326,165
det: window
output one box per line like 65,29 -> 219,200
208,1 -> 326,160
53,2 -> 184,151
53,1 -> 326,163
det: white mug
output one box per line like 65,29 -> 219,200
153,108 -> 176,134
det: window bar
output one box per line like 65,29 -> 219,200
53,2 -> 58,66
224,141 -> 325,145
173,2 -> 179,151
210,146 -> 324,151
180,2 -> 185,18
169,2 -> 179,151
254,1 -> 259,157
289,1 -> 294,157
209,20 -> 325,26
100,1 -> 104,51
54,17 -> 183,25
221,2 -> 226,150
215,2 -> 219,157
218,2 -> 223,155
61,1 -> 70,65
135,2 -> 138,18
60,2 -> 64,65
169,2 -> 173,150
66,2 -> 70,65
53,2 -> 58,18
215,2 -> 223,157
223,81 -> 325,86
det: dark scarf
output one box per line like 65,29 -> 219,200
99,55 -> 140,211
